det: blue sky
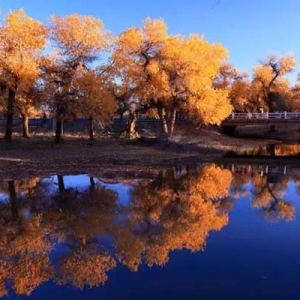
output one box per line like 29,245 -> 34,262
1,0 -> 300,82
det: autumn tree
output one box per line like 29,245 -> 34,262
252,54 -> 296,111
71,67 -> 117,140
15,84 -> 44,138
44,14 -> 112,143
214,62 -> 251,112
113,164 -> 233,270
111,19 -> 232,140
0,9 -> 48,141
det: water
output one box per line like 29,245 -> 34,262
1,163 -> 300,299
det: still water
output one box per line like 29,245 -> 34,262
1,162 -> 300,299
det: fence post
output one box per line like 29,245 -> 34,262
284,111 -> 287,119
232,112 -> 235,119
266,112 -> 269,119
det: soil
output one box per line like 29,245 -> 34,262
0,124 -> 294,181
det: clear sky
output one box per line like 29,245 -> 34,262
1,0 -> 300,82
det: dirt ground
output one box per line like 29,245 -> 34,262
0,124 -> 294,180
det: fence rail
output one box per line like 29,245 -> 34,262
226,112 -> 300,120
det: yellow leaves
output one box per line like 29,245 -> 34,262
146,60 -> 160,75
274,54 -> 296,74
51,14 -> 110,58
12,255 -> 53,296
253,54 -> 296,89
72,69 -> 117,120
277,201 -> 295,221
57,251 -> 116,289
254,65 -> 274,84
0,9 -> 48,91
121,164 -> 232,268
189,88 -> 232,125
194,164 -> 233,200
117,27 -> 143,52
4,9 -> 48,50
113,19 -> 231,128
143,18 -> 168,44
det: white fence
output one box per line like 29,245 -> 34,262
227,112 -> 300,120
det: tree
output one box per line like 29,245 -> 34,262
252,54 -> 296,111
214,62 -> 251,112
0,9 -> 48,141
71,67 -> 117,141
45,13 -> 111,143
16,85 -> 44,138
111,18 -> 232,141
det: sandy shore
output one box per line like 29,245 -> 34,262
0,125 -> 282,180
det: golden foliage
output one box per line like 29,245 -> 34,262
50,14 -> 111,60
57,250 -> 116,289
274,144 -> 300,156
71,69 -> 117,120
112,18 -> 232,133
12,255 -> 53,296
114,164 -> 232,270
0,9 -> 48,91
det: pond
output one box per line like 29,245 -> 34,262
1,162 -> 300,299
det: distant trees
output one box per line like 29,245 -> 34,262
1,10 -> 300,142
252,55 -> 296,111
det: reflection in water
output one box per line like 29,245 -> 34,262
229,163 -> 296,222
0,164 -> 298,297
242,143 -> 300,156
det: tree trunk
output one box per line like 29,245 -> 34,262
158,107 -> 169,141
90,177 -> 95,195
57,175 -> 65,193
55,118 -> 63,143
4,88 -> 16,141
126,111 -> 139,139
57,175 -> 68,211
89,116 -> 94,141
8,180 -> 18,221
168,108 -> 177,138
21,113 -> 30,138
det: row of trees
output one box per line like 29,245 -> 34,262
0,162 -> 296,296
0,10 -> 299,142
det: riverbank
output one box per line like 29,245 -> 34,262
0,124 -> 284,180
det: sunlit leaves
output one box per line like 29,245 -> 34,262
57,249 -> 116,289
113,164 -> 232,270
71,68 -> 117,121
0,9 -> 48,91
112,18 -> 232,136
50,14 -> 111,63
252,54 -> 296,111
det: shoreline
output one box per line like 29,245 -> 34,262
0,127 -> 287,180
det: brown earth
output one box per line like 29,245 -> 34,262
0,124 -> 294,180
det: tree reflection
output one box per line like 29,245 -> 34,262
113,164 -> 233,270
0,163 -> 298,297
250,173 -> 295,222
229,165 -> 296,222
0,178 -> 53,296
54,177 -> 118,289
